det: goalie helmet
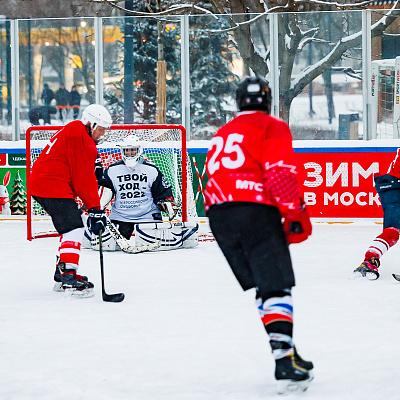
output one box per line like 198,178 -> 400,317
236,76 -> 271,113
117,135 -> 144,169
81,104 -> 112,130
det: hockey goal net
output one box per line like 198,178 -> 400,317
26,124 -> 197,240
371,57 -> 400,139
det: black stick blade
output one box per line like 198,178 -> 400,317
392,274 -> 400,282
103,292 -> 125,303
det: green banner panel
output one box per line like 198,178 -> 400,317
9,154 -> 27,166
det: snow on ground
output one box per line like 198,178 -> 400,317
1,220 -> 400,400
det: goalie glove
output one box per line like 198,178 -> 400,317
156,197 -> 179,221
283,204 -> 312,244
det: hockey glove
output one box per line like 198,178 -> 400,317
156,197 -> 179,221
87,208 -> 107,235
283,207 -> 312,244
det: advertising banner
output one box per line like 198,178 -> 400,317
296,148 -> 397,218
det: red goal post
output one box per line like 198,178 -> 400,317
26,124 -> 197,240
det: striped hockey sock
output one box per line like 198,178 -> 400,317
256,294 -> 294,359
58,227 -> 84,270
365,227 -> 399,261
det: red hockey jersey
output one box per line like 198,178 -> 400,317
205,111 -> 303,215
387,148 -> 400,178
29,120 -> 101,210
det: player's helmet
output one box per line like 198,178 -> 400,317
81,104 -> 112,130
117,135 -> 144,169
236,76 -> 271,113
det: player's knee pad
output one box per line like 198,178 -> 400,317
62,226 -> 85,243
256,289 -> 291,303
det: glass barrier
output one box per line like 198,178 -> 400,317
0,10 -> 399,141
102,16 -> 182,125
18,18 -> 95,138
0,20 -> 10,139
283,11 -> 363,140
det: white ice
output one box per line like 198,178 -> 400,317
1,220 -> 400,400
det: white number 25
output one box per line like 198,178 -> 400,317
208,133 -> 245,174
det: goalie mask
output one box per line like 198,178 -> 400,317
117,135 -> 144,169
236,76 -> 271,113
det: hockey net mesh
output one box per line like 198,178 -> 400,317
28,125 -> 197,239
377,66 -> 395,139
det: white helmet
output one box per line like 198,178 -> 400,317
117,135 -> 144,169
81,104 -> 112,130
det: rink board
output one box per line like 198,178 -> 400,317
2,139 -> 400,219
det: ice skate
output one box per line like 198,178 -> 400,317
53,261 -> 88,293
56,262 -> 94,297
293,346 -> 314,378
353,257 -> 380,280
275,351 -> 313,394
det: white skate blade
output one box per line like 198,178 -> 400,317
277,377 -> 312,394
53,282 -> 64,292
63,287 -> 95,298
352,270 -> 379,281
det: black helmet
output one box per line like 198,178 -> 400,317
236,76 -> 271,113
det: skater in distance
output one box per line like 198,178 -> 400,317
204,76 -> 314,394
28,104 -> 112,297
354,149 -> 400,280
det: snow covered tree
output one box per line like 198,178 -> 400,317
9,171 -> 27,215
103,3 -> 182,123
84,0 -> 400,124
103,2 -> 237,136
190,17 -> 239,138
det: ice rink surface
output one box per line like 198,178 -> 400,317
1,220 -> 400,400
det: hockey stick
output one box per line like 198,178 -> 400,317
105,215 -> 160,253
192,157 -> 207,204
99,230 -> 125,303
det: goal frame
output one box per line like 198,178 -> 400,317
371,56 -> 400,139
26,124 -> 189,241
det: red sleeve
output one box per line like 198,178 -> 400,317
67,129 -> 101,210
262,119 -> 303,215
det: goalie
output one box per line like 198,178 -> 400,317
84,135 -> 198,251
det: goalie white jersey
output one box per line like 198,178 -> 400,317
99,159 -> 173,223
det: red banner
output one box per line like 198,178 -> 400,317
296,150 -> 397,218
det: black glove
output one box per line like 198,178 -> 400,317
283,207 -> 312,244
87,208 -> 107,235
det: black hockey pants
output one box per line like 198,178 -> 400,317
207,202 -> 295,299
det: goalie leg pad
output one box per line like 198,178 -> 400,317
90,230 -> 120,251
134,222 -> 199,251
82,221 -> 121,252
181,222 -> 199,248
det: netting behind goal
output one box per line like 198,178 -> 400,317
26,124 -> 197,240
371,57 -> 400,139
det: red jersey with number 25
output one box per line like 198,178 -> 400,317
205,111 -> 303,215
29,120 -> 101,210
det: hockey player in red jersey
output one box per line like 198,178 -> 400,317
205,76 -> 313,393
28,104 -> 112,296
354,149 -> 400,280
